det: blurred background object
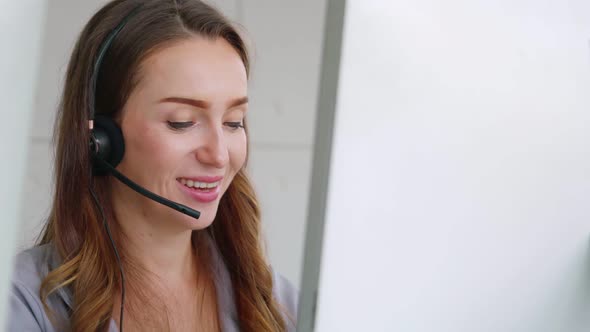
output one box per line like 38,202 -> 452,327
300,0 -> 590,331
0,0 -> 48,327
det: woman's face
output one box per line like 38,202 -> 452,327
114,36 -> 248,230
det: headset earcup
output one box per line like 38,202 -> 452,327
91,115 -> 125,176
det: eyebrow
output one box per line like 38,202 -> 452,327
158,96 -> 248,110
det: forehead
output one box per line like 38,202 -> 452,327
136,36 -> 247,100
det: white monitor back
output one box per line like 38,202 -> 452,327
299,0 -> 590,331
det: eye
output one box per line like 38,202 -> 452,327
167,121 -> 194,130
224,121 -> 244,130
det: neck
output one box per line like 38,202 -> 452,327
108,184 -> 222,331
111,188 -> 196,281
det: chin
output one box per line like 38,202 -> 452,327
177,204 -> 218,230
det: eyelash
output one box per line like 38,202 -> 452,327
167,121 -> 193,130
225,122 -> 245,130
166,121 -> 244,131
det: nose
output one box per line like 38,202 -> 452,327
196,126 -> 229,168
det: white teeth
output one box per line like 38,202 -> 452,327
179,178 -> 220,189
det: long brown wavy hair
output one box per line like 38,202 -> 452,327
37,0 -> 287,331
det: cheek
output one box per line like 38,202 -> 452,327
123,122 -> 181,174
229,133 -> 248,173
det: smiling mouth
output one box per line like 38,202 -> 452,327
177,178 -> 221,192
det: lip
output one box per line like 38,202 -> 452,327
177,175 -> 224,183
177,180 -> 222,203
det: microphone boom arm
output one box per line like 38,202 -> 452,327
95,158 -> 201,219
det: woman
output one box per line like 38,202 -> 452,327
8,0 -> 298,331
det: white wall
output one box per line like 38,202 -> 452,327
304,0 -> 590,331
0,0 -> 48,327
16,0 -> 325,289
240,0 -> 326,288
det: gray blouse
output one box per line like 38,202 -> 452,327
6,238 -> 298,331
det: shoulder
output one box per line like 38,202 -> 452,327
270,267 -> 299,330
12,244 -> 55,285
7,244 -> 64,332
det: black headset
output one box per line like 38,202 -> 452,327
88,3 -> 200,219
87,4 -> 201,331
87,3 -> 137,176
